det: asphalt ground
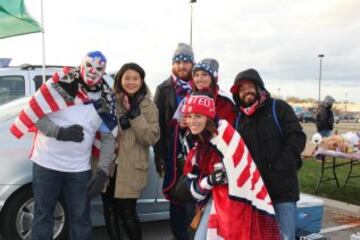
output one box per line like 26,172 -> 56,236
92,202 -> 360,240
321,205 -> 360,240
302,122 -> 360,140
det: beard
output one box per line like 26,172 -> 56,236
241,92 -> 258,107
172,68 -> 192,81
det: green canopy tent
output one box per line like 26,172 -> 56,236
0,0 -> 41,39
0,0 -> 46,82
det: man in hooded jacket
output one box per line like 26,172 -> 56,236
315,95 -> 335,137
230,68 -> 306,240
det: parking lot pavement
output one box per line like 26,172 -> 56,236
321,205 -> 360,239
93,197 -> 360,240
302,122 -> 360,140
316,196 -> 360,240
2,204 -> 359,240
0,221 -> 173,240
94,220 -> 173,240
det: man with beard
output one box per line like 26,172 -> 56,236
10,51 -> 117,240
230,68 -> 306,240
154,43 -> 194,240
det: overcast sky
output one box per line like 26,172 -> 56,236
1,0 -> 359,102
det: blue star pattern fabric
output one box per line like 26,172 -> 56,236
92,90 -> 118,137
172,53 -> 194,63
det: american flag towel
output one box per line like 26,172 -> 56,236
207,119 -> 280,239
9,67 -> 118,158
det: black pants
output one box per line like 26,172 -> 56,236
101,168 -> 142,240
169,201 -> 195,240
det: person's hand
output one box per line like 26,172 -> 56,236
119,114 -> 131,130
208,168 -> 227,186
86,169 -> 108,198
129,106 -> 141,119
56,124 -> 84,142
122,94 -> 131,111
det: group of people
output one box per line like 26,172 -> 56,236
154,43 -> 306,240
10,42 -> 307,240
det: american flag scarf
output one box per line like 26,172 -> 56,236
203,120 -> 280,239
172,75 -> 192,102
9,67 -> 118,158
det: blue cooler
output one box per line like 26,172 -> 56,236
296,193 -> 324,237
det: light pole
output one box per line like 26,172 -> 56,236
318,54 -> 324,104
189,0 -> 197,47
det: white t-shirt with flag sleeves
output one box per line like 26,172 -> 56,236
31,92 -> 103,172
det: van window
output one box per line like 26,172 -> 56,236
0,76 -> 25,105
33,75 -> 53,90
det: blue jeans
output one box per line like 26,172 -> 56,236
194,199 -> 212,240
274,202 -> 296,240
32,163 -> 92,240
169,201 -> 195,240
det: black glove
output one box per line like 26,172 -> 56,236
56,124 -> 84,142
119,114 -> 131,130
208,168 -> 227,186
86,169 -> 108,198
128,106 -> 141,119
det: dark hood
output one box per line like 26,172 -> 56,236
231,68 -> 269,107
233,68 -> 266,90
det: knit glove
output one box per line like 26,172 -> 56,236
86,169 -> 108,198
208,168 -> 227,186
119,114 -> 131,130
56,124 -> 84,142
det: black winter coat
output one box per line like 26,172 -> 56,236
235,98 -> 306,203
153,77 -> 178,169
315,104 -> 334,132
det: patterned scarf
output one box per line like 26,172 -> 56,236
239,90 -> 269,116
172,75 -> 192,104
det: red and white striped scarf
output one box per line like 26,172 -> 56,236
207,120 -> 280,239
9,67 -> 117,158
239,90 -> 268,116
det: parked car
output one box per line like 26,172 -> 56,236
338,114 -> 359,123
0,97 -> 169,240
297,111 -> 316,123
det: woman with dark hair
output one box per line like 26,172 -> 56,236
181,92 -> 281,240
173,58 -> 235,152
190,58 -> 235,124
101,63 -> 159,240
